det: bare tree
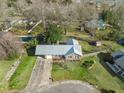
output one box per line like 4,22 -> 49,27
116,5 -> 124,20
0,32 -> 21,60
14,0 -> 98,34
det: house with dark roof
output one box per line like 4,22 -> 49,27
35,39 -> 82,60
106,50 -> 124,78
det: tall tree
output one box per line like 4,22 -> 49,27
44,24 -> 62,44
102,10 -> 119,26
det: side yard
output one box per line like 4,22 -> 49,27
52,62 -> 96,83
0,59 -> 17,91
9,56 -> 36,89
52,56 -> 124,93
64,31 -> 124,53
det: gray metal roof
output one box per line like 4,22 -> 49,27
115,56 -> 124,70
66,39 -> 79,45
35,45 -> 82,56
112,50 -> 124,58
112,50 -> 124,70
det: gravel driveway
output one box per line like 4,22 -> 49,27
23,57 -> 52,93
22,57 -> 100,93
37,81 -> 100,93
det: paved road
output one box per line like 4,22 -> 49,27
37,81 -> 100,93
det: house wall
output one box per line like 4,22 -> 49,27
52,55 -> 64,60
65,53 -> 81,60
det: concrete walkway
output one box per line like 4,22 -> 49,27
5,59 -> 21,81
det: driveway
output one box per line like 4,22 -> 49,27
22,57 -> 100,93
37,81 -> 100,93
23,57 -> 52,93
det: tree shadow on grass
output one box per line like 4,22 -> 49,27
97,52 -> 116,77
100,89 -> 116,93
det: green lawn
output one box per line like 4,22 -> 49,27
65,31 -> 124,53
79,41 -> 106,53
52,62 -> 96,83
52,56 -> 124,93
102,41 -> 124,51
64,31 -> 105,53
79,40 -> 124,53
0,59 -> 17,91
88,56 -> 124,93
9,56 -> 36,89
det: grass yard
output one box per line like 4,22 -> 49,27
65,31 -> 124,53
79,41 -> 107,53
79,40 -> 124,53
102,41 -> 124,51
52,62 -> 97,83
9,56 -> 36,89
52,56 -> 124,93
0,59 -> 17,91
88,56 -> 124,93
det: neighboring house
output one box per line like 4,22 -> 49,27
84,19 -> 112,31
84,19 -> 106,31
106,50 -> 124,78
35,39 -> 82,60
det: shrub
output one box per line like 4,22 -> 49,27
100,89 -> 116,93
26,38 -> 38,49
81,60 -> 94,68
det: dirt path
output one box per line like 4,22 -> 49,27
5,56 -> 22,81
83,50 -> 107,57
5,60 -> 20,81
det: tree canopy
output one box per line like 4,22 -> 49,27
44,24 -> 62,44
102,10 -> 119,26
